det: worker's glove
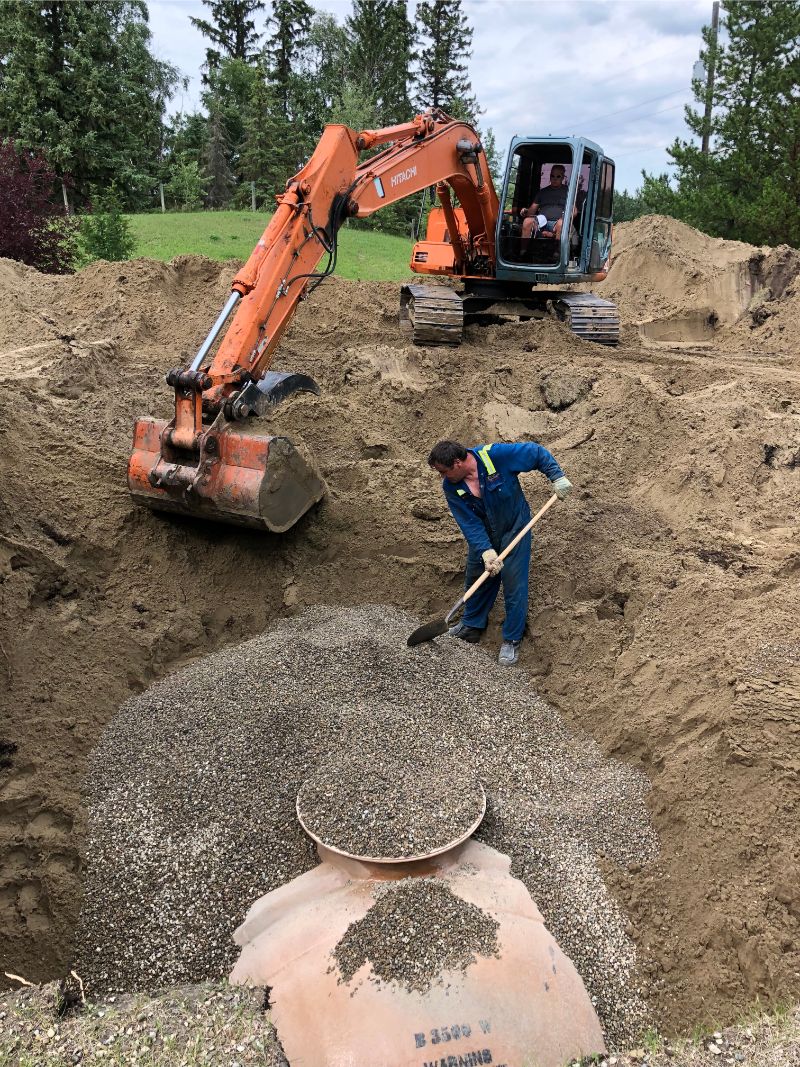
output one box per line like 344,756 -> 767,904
552,476 -> 573,501
482,549 -> 503,576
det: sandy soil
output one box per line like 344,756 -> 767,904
0,216 -> 798,1035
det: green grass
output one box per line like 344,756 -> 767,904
125,210 -> 415,282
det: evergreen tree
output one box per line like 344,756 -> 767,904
265,0 -> 314,120
201,56 -> 259,182
239,59 -> 286,204
296,12 -> 350,135
0,1 -> 179,209
480,126 -> 503,189
165,111 -> 208,171
346,1 -> 415,125
612,187 -> 648,222
413,0 -> 478,124
203,105 -> 236,207
79,185 -> 136,263
660,0 -> 800,244
164,156 -> 207,210
190,0 -> 265,80
242,0 -> 315,192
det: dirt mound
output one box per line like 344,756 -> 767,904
1,226 -> 799,1035
598,215 -> 800,349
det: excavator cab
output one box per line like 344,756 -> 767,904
405,132 -> 618,347
496,136 -> 614,282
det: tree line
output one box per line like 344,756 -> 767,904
1,0 -> 797,269
615,0 -> 800,247
0,0 -> 494,236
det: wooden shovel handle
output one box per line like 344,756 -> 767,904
445,494 -> 559,623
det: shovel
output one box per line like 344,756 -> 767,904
407,493 -> 559,647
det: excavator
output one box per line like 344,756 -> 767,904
128,109 -> 617,533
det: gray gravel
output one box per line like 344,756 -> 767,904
75,604 -> 659,1048
332,878 -> 500,993
298,758 -> 485,858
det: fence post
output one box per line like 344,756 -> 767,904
251,181 -> 256,212
159,182 -> 166,213
61,181 -> 70,215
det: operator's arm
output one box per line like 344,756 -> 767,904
491,442 -> 565,480
443,486 -> 493,553
520,199 -> 539,218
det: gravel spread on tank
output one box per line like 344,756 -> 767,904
297,758 -> 485,858
332,879 -> 500,993
75,604 -> 659,1048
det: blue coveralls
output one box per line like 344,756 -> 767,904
442,443 -> 565,642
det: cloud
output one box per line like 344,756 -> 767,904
462,0 -> 710,188
146,0 -> 712,189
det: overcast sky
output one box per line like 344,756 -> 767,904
146,0 -> 714,192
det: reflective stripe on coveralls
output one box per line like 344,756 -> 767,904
457,448 -> 495,496
477,446 -> 496,475
464,446 -> 524,639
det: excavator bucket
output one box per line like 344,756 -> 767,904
128,419 -> 325,532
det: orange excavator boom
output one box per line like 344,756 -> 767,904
128,109 -> 498,531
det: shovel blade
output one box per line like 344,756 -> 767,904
407,617 -> 448,647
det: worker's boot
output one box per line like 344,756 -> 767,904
448,622 -> 483,643
498,640 -> 521,666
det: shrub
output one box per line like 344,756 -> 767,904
79,186 -> 136,263
164,157 -> 207,211
0,140 -> 77,273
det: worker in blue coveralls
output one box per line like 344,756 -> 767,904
428,439 -> 572,666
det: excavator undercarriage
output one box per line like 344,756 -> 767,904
400,283 -> 620,347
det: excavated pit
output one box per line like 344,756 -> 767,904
1,215 -> 800,1038
639,310 -> 719,344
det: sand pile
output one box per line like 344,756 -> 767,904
1,215 -> 799,1034
598,215 -> 800,347
74,604 -> 656,1047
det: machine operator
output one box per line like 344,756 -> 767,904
428,439 -> 572,666
520,164 -> 577,247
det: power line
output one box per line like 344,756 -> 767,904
594,41 -> 690,88
569,87 -> 689,129
610,143 -> 672,160
587,100 -> 689,137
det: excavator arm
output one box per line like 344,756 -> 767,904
128,110 -> 498,531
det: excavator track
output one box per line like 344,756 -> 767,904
552,293 -> 620,346
399,284 -> 464,345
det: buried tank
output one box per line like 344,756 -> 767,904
230,778 -> 606,1067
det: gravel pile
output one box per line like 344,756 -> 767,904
76,604 -> 659,1048
332,879 -> 500,993
297,758 -> 485,857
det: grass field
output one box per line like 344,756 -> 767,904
126,210 -> 415,281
